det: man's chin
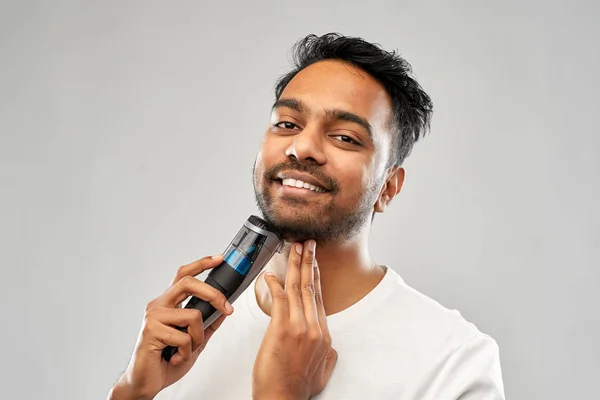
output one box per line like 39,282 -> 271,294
263,212 -> 327,241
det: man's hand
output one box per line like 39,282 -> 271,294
252,240 -> 338,400
108,255 -> 234,400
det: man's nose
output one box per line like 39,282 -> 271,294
284,127 -> 327,164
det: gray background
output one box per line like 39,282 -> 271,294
1,1 -> 598,399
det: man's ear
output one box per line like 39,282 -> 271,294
374,166 -> 405,213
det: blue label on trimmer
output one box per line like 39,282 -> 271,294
224,248 -> 252,276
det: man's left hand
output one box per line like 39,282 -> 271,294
252,239 -> 338,400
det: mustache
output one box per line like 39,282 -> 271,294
264,160 -> 339,192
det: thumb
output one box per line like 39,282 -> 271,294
261,271 -> 285,298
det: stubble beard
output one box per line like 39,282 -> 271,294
252,163 -> 378,245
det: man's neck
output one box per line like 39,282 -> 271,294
255,226 -> 385,317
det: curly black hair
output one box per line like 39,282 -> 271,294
275,33 -> 433,166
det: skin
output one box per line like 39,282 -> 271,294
253,240 -> 338,399
109,59 -> 405,400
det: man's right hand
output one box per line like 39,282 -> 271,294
108,255 -> 234,400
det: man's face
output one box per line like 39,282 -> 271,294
253,60 -> 394,243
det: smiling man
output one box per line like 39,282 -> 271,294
110,33 -> 504,400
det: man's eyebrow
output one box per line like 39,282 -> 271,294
325,108 -> 373,138
272,98 -> 305,113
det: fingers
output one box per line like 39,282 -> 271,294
307,258 -> 331,374
145,307 -> 205,351
313,259 -> 329,336
170,254 -> 224,286
285,243 -> 304,319
156,275 -> 233,317
264,271 -> 289,320
145,319 -> 194,361
300,240 -> 319,326
284,240 -> 322,329
185,309 -> 206,353
168,254 -> 225,309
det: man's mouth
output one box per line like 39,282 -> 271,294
272,171 -> 333,195
275,178 -> 328,193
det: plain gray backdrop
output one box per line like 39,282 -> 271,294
1,1 -> 598,399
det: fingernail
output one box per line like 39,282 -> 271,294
211,254 -> 222,259
295,243 -> 303,255
263,271 -> 274,282
309,240 -> 316,251
225,301 -> 234,313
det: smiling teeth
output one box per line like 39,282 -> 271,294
281,178 -> 326,193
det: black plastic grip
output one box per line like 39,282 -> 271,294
161,263 -> 245,362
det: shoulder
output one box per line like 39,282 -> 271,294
376,267 -> 504,398
351,267 -> 506,398
376,267 -> 500,359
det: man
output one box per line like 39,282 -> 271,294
109,33 -> 505,399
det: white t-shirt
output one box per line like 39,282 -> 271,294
156,266 -> 505,399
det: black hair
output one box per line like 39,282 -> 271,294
275,33 -> 433,166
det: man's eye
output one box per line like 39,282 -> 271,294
274,121 -> 299,130
333,135 -> 360,145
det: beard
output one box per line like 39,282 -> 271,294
252,159 -> 379,244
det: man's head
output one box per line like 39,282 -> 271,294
253,33 -> 433,244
